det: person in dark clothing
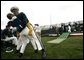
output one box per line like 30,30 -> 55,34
7,13 -> 23,35
1,25 -> 18,46
1,26 -> 17,52
1,26 -> 12,39
10,6 -> 32,36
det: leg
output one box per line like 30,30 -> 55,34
19,35 -> 29,57
36,32 -> 44,49
34,31 -> 46,59
12,36 -> 18,46
20,41 -> 28,54
32,30 -> 42,50
20,35 -> 29,53
30,38 -> 38,50
16,36 -> 22,51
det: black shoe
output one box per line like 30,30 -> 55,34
34,49 -> 38,53
41,49 -> 45,52
41,50 -> 46,59
15,50 -> 19,53
19,53 -> 23,57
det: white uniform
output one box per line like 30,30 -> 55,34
68,25 -> 71,33
2,26 -> 18,46
16,26 -> 42,53
34,25 -> 43,48
10,16 -> 42,53
3,36 -> 18,46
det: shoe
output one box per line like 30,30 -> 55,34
41,49 -> 46,59
34,49 -> 38,53
6,49 -> 13,53
14,50 -> 19,53
19,53 -> 23,57
5,47 -> 13,53
41,49 -> 45,52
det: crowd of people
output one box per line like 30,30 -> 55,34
41,21 -> 83,36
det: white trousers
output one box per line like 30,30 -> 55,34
29,30 -> 42,50
4,36 -> 18,46
16,26 -> 42,53
16,35 -> 29,53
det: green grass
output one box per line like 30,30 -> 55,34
1,36 -> 83,59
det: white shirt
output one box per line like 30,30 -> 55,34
34,26 -> 41,33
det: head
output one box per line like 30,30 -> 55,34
68,23 -> 71,26
7,13 -> 14,20
35,24 -> 39,26
10,6 -> 19,16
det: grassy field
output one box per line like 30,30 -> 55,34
1,36 -> 83,59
